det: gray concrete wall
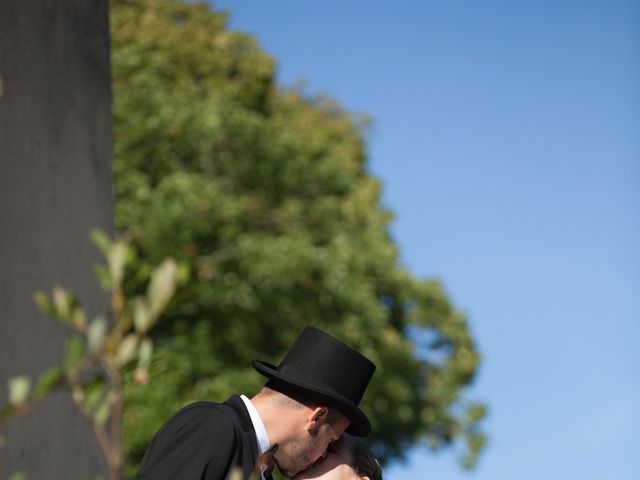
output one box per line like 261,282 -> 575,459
0,0 -> 113,478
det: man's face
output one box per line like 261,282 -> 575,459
291,437 -> 356,480
275,412 -> 350,478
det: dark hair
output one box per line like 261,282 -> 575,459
344,434 -> 383,480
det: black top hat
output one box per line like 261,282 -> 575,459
252,326 -> 376,436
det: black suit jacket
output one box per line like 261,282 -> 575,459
136,395 -> 264,480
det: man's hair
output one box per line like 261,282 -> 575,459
260,381 -> 345,425
343,433 -> 383,480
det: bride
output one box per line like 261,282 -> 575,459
292,434 -> 382,480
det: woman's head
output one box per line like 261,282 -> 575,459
292,433 -> 382,480
346,434 -> 382,480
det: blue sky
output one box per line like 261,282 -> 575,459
212,1 -> 640,478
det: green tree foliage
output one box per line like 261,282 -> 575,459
110,0 -> 486,472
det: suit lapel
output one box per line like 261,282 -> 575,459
224,395 -> 260,476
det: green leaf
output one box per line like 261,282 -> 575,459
71,307 -> 87,329
52,286 -> 72,321
108,241 -> 129,288
9,473 -> 27,480
84,380 -> 107,411
94,392 -> 114,426
147,258 -> 177,317
227,468 -> 244,480
88,316 -> 108,353
137,339 -> 153,369
116,333 -> 139,367
94,264 -> 113,290
64,336 -> 85,371
133,298 -> 152,333
8,376 -> 31,406
33,367 -> 65,398
71,385 -> 84,406
90,229 -> 112,256
33,291 -> 56,318
466,403 -> 487,423
176,261 -> 191,285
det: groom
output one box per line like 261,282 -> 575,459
136,326 -> 376,480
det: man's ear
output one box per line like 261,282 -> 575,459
305,406 -> 328,432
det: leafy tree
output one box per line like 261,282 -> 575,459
110,0 -> 486,474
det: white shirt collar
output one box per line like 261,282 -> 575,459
240,394 -> 271,455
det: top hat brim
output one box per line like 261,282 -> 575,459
252,360 -> 372,436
